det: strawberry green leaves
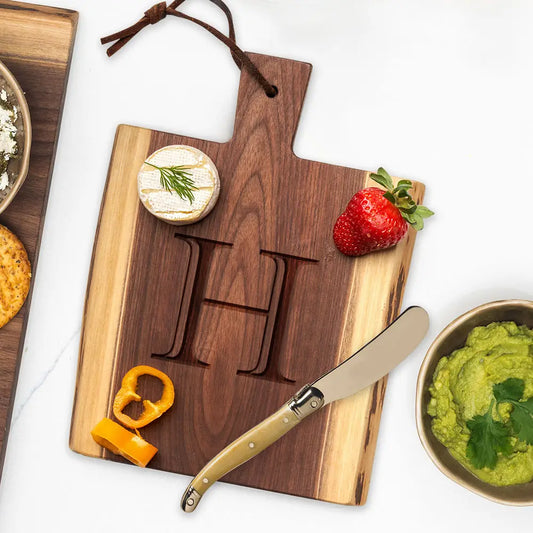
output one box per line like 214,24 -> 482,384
369,167 -> 395,190
466,404 -> 513,470
466,378 -> 533,470
369,168 -> 434,230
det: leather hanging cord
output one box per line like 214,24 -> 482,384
206,0 -> 241,67
101,1 -> 276,96
143,0 -> 241,67
101,1 -> 228,57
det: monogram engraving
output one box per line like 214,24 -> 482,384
154,234 -> 317,383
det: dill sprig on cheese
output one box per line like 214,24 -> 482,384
144,161 -> 197,204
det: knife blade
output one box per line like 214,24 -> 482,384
181,306 -> 429,512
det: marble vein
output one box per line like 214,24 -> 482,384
11,328 -> 80,425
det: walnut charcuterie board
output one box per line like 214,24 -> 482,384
0,0 -> 77,480
70,53 -> 423,505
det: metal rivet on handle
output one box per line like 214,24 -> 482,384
187,498 -> 194,506
311,400 -> 318,408
249,442 -> 255,448
203,478 -> 209,484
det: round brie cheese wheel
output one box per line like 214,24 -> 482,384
137,145 -> 220,225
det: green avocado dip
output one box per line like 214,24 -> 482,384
428,321 -> 533,486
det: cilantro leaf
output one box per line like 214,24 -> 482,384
466,406 -> 513,469
509,398 -> 533,445
493,378 -> 524,403
466,379 -> 533,469
492,378 -> 533,445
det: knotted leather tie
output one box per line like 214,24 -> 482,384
145,2 -> 167,24
101,0 -> 277,97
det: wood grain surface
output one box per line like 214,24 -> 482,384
70,53 -> 424,505
0,1 -> 77,479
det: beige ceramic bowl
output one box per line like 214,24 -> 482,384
416,300 -> 533,505
0,60 -> 31,215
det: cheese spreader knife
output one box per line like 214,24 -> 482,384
181,306 -> 429,512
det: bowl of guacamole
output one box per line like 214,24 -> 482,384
416,300 -> 533,505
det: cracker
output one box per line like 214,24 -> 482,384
0,224 -> 31,328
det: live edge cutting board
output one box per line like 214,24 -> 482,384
70,53 -> 424,506
0,1 -> 77,480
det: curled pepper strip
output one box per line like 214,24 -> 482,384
112,365 -> 175,429
91,418 -> 158,467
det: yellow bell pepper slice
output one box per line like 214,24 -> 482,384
91,418 -> 158,467
113,365 -> 175,429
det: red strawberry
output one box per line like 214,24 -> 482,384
333,168 -> 433,257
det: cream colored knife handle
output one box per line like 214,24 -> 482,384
181,385 -> 324,512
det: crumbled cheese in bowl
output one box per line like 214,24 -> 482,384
0,88 -> 18,193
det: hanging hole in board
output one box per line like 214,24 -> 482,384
267,85 -> 279,98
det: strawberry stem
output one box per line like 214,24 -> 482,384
369,167 -> 434,230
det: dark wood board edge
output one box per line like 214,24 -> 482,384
0,1 -> 78,481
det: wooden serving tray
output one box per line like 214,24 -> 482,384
0,1 -> 77,479
70,53 -> 423,505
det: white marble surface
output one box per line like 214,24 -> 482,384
1,0 -> 533,530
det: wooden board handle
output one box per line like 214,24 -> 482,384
232,53 -> 312,153
181,403 -> 300,512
